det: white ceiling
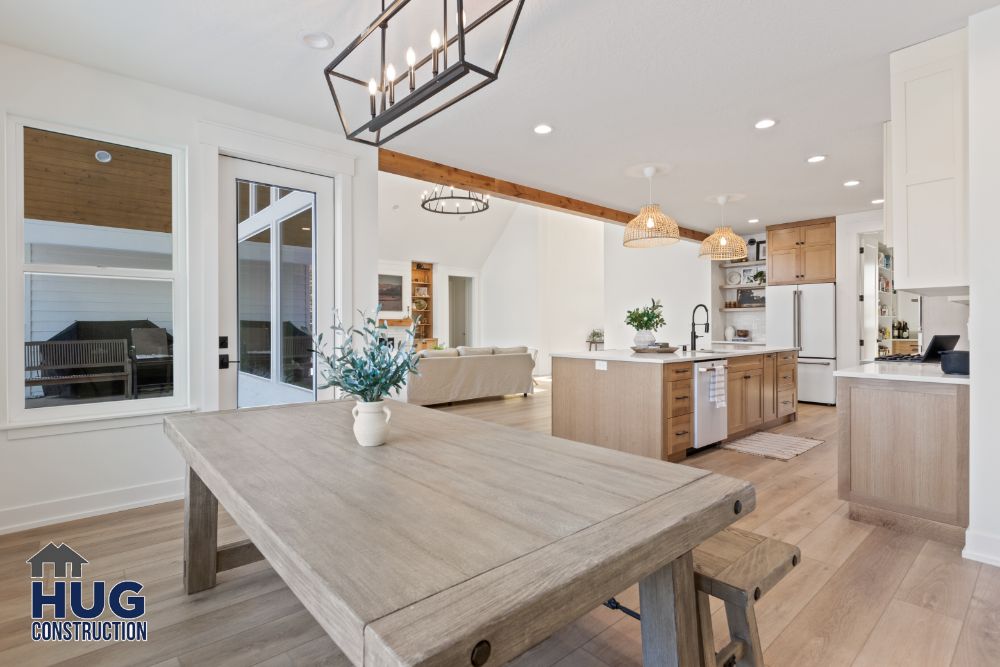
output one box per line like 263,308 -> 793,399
1,0 -> 996,233
378,172 -> 517,267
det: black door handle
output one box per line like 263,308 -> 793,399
219,354 -> 241,370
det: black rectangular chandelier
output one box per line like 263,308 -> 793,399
325,0 -> 525,147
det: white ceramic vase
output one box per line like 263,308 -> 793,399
633,330 -> 656,347
352,400 -> 391,447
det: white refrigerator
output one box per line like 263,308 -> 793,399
766,283 -> 837,404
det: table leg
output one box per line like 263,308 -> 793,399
184,467 -> 218,594
639,550 -> 700,667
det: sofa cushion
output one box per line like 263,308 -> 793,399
457,346 -> 494,356
493,346 -> 529,355
419,348 -> 459,358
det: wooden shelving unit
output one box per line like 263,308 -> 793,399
411,261 -> 436,350
720,259 -> 766,269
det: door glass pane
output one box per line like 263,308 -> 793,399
280,208 -> 314,390
23,127 -> 172,270
238,228 -> 271,381
235,181 -> 317,409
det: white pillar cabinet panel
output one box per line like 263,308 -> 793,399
890,29 -> 968,295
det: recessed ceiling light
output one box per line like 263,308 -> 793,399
299,31 -> 335,50
94,150 -> 112,163
533,124 -> 553,135
843,179 -> 861,187
754,118 -> 777,130
871,198 -> 885,205
806,155 -> 826,163
392,204 -> 400,210
748,218 -> 760,224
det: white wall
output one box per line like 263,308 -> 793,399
0,43 -> 378,533
920,297 -> 970,349
603,226 -> 711,350
479,206 -> 606,375
966,4 -> 1000,566
480,207 -> 543,362
835,210 -> 885,370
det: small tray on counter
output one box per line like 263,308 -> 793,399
631,345 -> 679,354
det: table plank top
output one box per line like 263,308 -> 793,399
165,400 -> 754,666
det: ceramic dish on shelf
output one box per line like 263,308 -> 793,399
412,298 -> 428,311
726,271 -> 742,285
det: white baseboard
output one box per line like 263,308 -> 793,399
0,478 -> 184,536
963,529 -> 1000,567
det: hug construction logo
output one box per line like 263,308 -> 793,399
26,542 -> 147,642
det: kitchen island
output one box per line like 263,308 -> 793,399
835,362 -> 969,545
551,347 -> 799,462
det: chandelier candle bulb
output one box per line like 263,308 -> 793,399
406,47 -> 416,91
368,78 -> 378,117
430,30 -> 441,75
385,64 -> 397,105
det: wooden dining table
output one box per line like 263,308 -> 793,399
164,399 -> 754,667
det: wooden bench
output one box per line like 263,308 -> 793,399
25,339 -> 132,397
603,526 -> 799,667
693,527 -> 800,667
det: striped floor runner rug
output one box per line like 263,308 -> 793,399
722,431 -> 824,461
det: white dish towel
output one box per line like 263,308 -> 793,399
709,365 -> 727,407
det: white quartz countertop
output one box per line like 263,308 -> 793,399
834,362 -> 969,385
550,347 -> 798,365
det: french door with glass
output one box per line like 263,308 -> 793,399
218,158 -> 335,409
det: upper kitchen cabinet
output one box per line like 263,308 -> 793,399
766,218 -> 837,286
889,29 -> 968,295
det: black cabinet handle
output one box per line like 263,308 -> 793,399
744,374 -> 751,379
675,395 -> 689,400
675,430 -> 689,436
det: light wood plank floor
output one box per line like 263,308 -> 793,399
1,379 -> 996,666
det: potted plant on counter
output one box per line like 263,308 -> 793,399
625,299 -> 666,347
314,307 -> 420,447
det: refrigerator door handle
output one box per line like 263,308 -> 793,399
792,290 -> 800,348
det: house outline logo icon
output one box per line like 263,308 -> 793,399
26,543 -> 89,579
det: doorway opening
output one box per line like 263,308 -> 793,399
448,276 -> 474,348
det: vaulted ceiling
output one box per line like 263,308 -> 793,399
1,0 -> 997,233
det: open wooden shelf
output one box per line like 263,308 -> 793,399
720,283 -> 766,289
720,259 -> 766,269
719,306 -> 765,312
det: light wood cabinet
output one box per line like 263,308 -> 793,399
889,29 -> 968,294
664,414 -> 692,457
838,376 -> 969,545
727,355 -> 764,437
762,353 -> 777,423
766,219 -> 836,286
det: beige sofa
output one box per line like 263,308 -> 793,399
406,346 -> 535,406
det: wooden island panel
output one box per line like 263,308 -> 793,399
837,377 -> 969,545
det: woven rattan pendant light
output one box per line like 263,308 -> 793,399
623,167 -> 680,248
700,195 -> 748,261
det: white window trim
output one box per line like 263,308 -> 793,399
2,116 -> 190,427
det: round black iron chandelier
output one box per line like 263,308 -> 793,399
420,185 -> 490,215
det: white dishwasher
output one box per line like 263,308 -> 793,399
693,359 -> 728,448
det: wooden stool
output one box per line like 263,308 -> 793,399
692,527 -> 800,667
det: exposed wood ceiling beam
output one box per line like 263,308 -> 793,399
378,149 -> 708,242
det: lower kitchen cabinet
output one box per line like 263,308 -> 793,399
728,366 -> 764,436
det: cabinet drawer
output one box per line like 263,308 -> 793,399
778,388 -> 797,417
777,365 -> 796,389
727,354 -> 763,372
664,414 -> 693,456
663,363 -> 693,381
665,379 -> 693,417
777,350 -> 798,364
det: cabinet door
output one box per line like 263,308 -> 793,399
769,249 -> 801,285
801,244 -> 836,283
727,373 -> 745,436
801,221 -> 836,247
744,370 -> 764,429
769,227 -> 802,251
762,354 -> 777,423
890,30 -> 967,292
